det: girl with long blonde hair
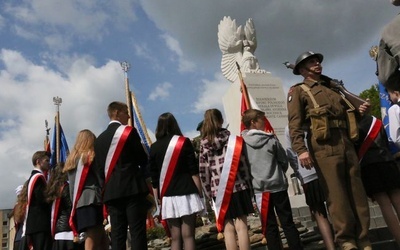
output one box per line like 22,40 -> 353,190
64,129 -> 108,250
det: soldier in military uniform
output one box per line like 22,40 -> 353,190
287,51 -> 371,250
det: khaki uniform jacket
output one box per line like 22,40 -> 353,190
287,78 -> 349,155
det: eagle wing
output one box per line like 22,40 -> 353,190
244,18 -> 257,52
218,16 -> 243,82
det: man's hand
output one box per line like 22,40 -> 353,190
358,99 -> 371,115
298,151 -> 314,169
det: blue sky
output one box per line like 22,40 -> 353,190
0,0 -> 398,208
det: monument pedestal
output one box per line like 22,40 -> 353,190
223,72 -> 306,207
222,72 -> 288,146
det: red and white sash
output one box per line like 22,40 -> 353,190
104,125 -> 133,184
358,116 -> 383,162
214,135 -> 243,232
159,136 -> 186,200
158,135 -> 185,237
51,183 -> 68,237
69,156 -> 91,237
254,192 -> 270,236
22,172 -> 46,237
102,125 -> 132,219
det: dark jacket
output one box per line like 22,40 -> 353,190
149,135 -> 199,197
26,170 -> 51,234
94,122 -> 149,203
355,115 -> 395,166
55,184 -> 73,233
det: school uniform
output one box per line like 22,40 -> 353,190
94,121 -> 149,250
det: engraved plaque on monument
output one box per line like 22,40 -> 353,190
244,73 -> 288,144
218,16 -> 288,146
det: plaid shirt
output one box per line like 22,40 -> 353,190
199,129 -> 250,198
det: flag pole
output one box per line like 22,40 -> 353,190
53,96 -> 62,165
121,61 -> 133,126
236,62 -> 251,109
44,120 -> 50,150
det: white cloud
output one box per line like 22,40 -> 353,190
44,34 -> 72,51
148,82 -> 172,101
133,43 -> 164,72
162,34 -> 183,57
140,0 -> 397,91
161,34 -> 195,73
4,0 -> 139,46
13,25 -> 38,41
0,49 -> 127,208
193,73 -> 230,113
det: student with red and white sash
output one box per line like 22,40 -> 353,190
241,109 -> 303,250
199,109 -> 253,250
45,164 -> 83,250
22,151 -> 52,250
64,130 -> 108,250
149,112 -> 204,250
94,102 -> 149,250
355,113 -> 400,246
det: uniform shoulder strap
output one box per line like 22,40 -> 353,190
299,84 -> 320,108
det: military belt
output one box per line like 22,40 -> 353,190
329,119 -> 347,129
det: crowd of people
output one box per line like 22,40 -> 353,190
11,77 -> 400,250
10,2 -> 400,249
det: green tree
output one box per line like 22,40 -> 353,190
359,83 -> 381,118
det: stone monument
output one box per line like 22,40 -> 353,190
218,17 -> 306,206
218,16 -> 288,147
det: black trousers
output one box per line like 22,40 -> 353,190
266,190 -> 303,250
107,194 -> 148,250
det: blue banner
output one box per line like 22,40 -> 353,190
50,123 -> 70,168
132,105 -> 151,155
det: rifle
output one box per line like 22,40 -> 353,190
283,62 -> 368,109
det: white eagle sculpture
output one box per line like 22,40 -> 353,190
218,16 -> 265,83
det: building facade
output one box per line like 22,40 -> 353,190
0,209 -> 13,250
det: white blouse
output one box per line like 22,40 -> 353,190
388,103 -> 400,149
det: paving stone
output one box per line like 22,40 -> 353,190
371,239 -> 400,250
291,207 -> 300,218
301,215 -> 312,222
369,207 -> 375,217
374,217 -> 387,228
373,206 -> 383,217
369,217 -> 377,229
305,220 -> 317,229
298,206 -> 311,217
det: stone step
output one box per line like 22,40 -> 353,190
369,226 -> 396,243
371,239 -> 400,250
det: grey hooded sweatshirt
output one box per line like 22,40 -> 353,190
241,129 -> 288,193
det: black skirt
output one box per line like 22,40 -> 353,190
52,240 -> 83,250
224,189 -> 254,220
361,161 -> 400,198
302,179 -> 328,217
76,204 -> 103,232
